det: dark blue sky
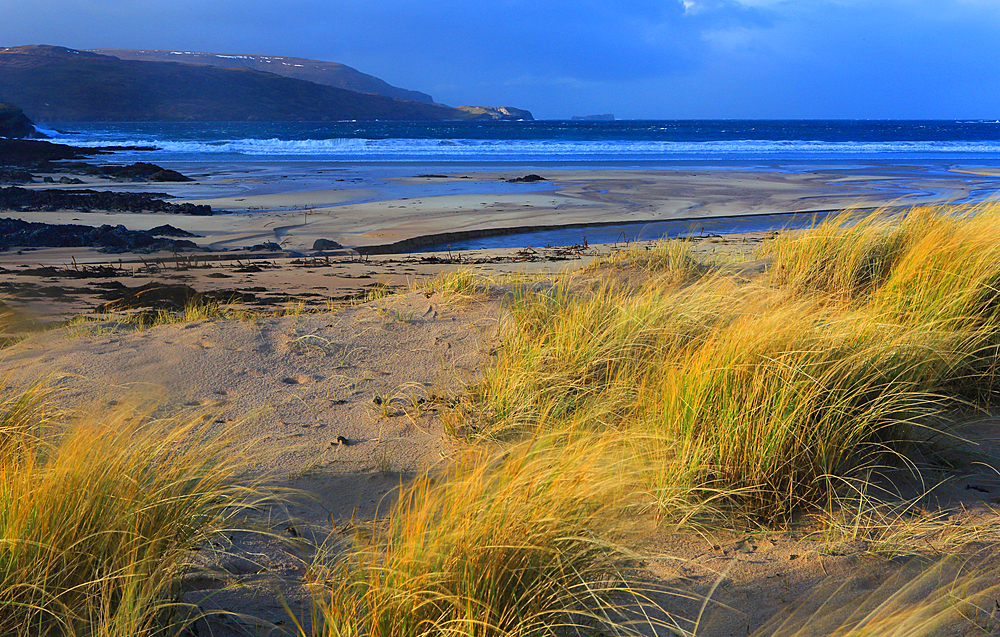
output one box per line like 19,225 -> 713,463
5,0 -> 1000,119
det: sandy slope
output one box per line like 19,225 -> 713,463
5,163 -> 1000,634
4,275 -> 1000,636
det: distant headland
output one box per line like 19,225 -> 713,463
0,45 -> 533,123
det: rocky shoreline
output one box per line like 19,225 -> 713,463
0,217 -> 201,253
0,187 -> 212,216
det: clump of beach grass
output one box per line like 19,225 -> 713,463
585,238 -> 711,280
420,267 -> 492,298
302,434 -> 676,637
0,393 -> 252,636
468,204 -> 1000,521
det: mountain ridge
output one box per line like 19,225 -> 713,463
0,45 -> 531,122
88,48 -> 436,105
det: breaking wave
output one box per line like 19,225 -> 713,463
42,120 -> 1000,163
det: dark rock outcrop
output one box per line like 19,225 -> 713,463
312,238 -> 343,251
87,162 -> 192,182
0,186 -> 211,215
0,103 -> 43,138
0,218 -> 202,253
148,224 -> 197,237
0,138 -> 103,167
41,161 -> 192,181
0,169 -> 35,184
150,169 -> 190,182
506,174 -> 546,183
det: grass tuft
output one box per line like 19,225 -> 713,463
304,435 -> 673,637
470,204 -> 1000,521
0,396 -> 252,636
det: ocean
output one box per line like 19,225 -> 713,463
37,120 -> 1000,164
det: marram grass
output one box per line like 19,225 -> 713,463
0,395 -> 252,637
303,435 -> 678,637
471,204 -> 1000,520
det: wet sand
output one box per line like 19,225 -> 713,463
3,160 -> 1000,324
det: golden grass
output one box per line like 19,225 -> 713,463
302,204 -> 1000,635
11,204 -> 1000,637
420,267 -> 492,298
468,204 -> 1000,521
0,393 -> 252,636
584,239 -> 712,279
753,551 -> 1000,636
303,434 -> 677,637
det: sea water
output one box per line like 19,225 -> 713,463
35,120 -> 1000,250
38,120 -> 1000,164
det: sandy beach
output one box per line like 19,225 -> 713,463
4,160 -> 1000,636
5,160 -> 1000,323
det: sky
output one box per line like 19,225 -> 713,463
4,0 -> 1000,119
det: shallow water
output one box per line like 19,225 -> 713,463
417,210 -> 841,251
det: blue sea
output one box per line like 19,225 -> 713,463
37,120 -> 1000,164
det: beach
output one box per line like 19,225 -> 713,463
5,160 -> 1000,323
4,157 -> 1000,636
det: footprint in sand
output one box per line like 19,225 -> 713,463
281,375 -> 313,385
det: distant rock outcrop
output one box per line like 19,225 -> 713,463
0,102 -> 44,138
0,218 -> 202,254
572,114 -> 615,121
506,174 -> 547,183
456,106 -> 534,121
0,186 -> 212,215
0,138 -> 104,167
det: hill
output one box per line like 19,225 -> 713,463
89,48 -> 436,104
0,46 -> 468,122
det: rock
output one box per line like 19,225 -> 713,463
506,174 -> 546,183
104,162 -> 185,182
244,242 -> 282,252
312,238 -> 343,251
42,176 -> 54,183
0,103 -> 44,138
0,186 -> 211,215
149,169 -> 191,182
0,216 -> 203,253
0,139 -> 99,167
456,105 -> 534,121
58,176 -> 84,184
0,169 -> 35,184
148,224 -> 197,237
